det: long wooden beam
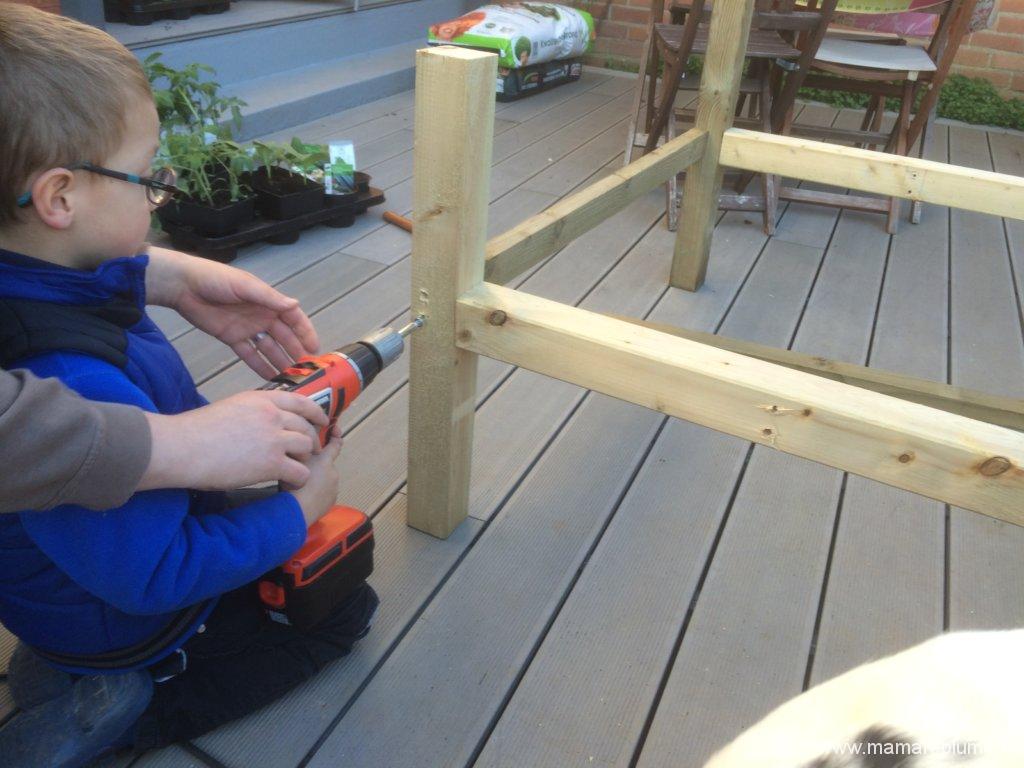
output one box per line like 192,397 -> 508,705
457,283 -> 1024,526
721,128 -> 1024,222
484,127 -> 708,286
604,313 -> 1024,432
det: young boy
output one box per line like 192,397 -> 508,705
0,4 -> 377,764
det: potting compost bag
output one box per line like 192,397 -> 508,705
428,3 -> 594,69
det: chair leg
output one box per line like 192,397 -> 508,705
643,37 -> 661,136
910,104 -> 935,224
760,63 -> 777,236
645,43 -> 688,153
666,113 -> 680,231
627,28 -> 658,165
859,99 -> 876,148
886,82 -> 913,234
868,95 -> 885,151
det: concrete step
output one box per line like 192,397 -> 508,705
229,40 -> 419,139
129,0 -> 464,137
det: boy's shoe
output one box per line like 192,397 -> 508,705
0,645 -> 153,768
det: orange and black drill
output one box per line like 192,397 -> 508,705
256,316 -> 424,629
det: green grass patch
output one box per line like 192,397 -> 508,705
799,75 -> 1024,131
600,58 -> 1024,131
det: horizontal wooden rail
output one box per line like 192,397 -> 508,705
604,313 -> 1024,432
457,283 -> 1024,526
484,127 -> 708,285
720,128 -> 1024,222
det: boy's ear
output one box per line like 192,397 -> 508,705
29,168 -> 78,230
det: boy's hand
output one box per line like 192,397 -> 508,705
140,390 -> 329,491
144,247 -> 319,379
286,431 -> 343,528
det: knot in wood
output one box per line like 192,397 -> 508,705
488,310 -> 508,326
980,456 -> 1012,477
898,452 -> 914,464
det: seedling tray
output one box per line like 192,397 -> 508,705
496,58 -> 583,102
105,0 -> 230,25
161,187 -> 384,263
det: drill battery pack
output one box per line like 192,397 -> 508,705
259,505 -> 374,631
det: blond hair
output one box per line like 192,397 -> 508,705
0,3 -> 152,224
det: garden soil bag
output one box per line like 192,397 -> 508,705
428,3 -> 594,69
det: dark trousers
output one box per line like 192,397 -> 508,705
131,580 -> 378,751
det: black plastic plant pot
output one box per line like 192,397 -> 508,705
158,195 -> 256,238
248,167 -> 325,220
105,0 -> 230,25
324,188 -> 359,209
325,172 -> 368,201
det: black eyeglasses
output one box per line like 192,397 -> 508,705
16,163 -> 179,208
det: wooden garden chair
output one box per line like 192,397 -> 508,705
625,0 -> 837,233
783,0 -> 979,232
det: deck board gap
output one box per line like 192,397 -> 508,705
785,214 -> 838,351
626,442 -> 758,768
862,231 -> 895,368
180,743 -> 227,768
465,416 -> 673,768
801,472 -> 849,691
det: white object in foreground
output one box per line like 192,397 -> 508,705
704,631 -> 1024,768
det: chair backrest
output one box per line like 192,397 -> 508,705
816,0 -> 975,75
828,0 -> 969,62
663,0 -> 836,34
927,0 -> 969,64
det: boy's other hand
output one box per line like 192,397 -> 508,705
140,390 -> 330,492
144,247 -> 319,379
285,432 -> 343,528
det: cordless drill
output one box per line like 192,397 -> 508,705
256,317 -> 423,629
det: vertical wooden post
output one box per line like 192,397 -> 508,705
407,46 -> 496,539
670,0 -> 755,291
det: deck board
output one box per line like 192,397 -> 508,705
808,125 -> 951,686
633,229 -> 837,767
7,71 -> 1021,768
471,211 -> 777,768
946,125 -> 1024,632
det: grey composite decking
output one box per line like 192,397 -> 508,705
1,68 -> 1023,768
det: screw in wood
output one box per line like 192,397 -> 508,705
488,310 -> 508,326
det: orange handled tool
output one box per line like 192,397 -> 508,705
256,317 -> 423,628
255,317 -> 423,444
383,210 -> 412,232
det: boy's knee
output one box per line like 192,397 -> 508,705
73,671 -> 153,734
9,642 -> 153,732
8,643 -> 73,710
316,582 -> 380,643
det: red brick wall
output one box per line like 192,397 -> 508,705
578,0 -> 652,67
580,0 -> 1022,97
953,0 -> 1024,96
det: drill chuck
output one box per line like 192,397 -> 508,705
359,327 -> 405,370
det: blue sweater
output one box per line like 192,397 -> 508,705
0,250 -> 308,670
